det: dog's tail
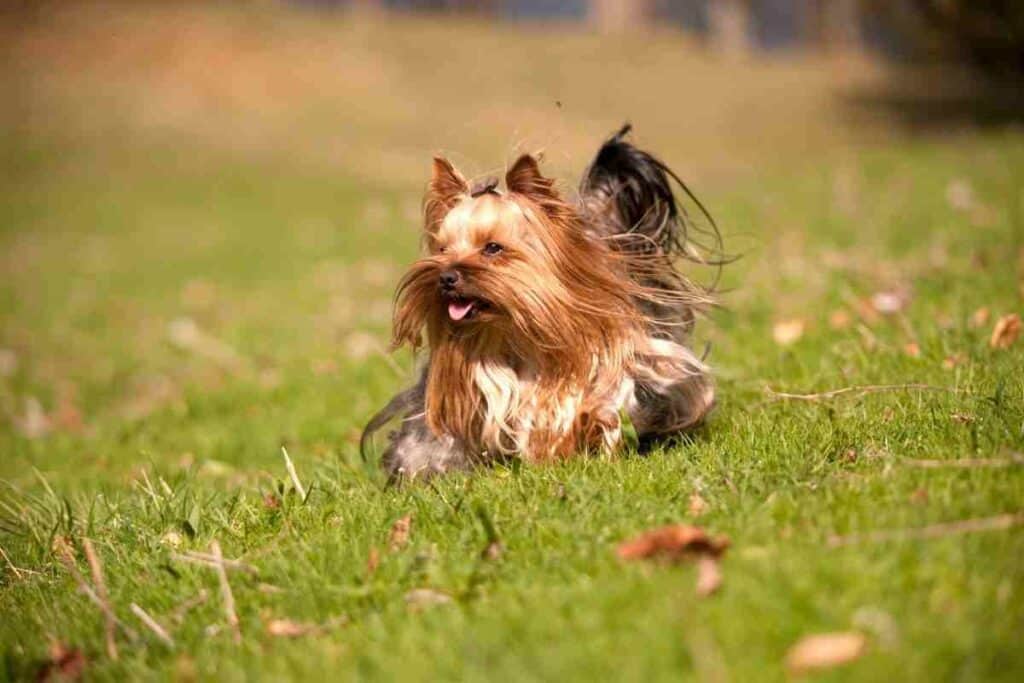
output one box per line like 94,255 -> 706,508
578,123 -> 726,277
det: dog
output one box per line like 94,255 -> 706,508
361,125 -> 720,480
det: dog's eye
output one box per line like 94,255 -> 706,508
437,245 -> 449,254
482,242 -> 503,256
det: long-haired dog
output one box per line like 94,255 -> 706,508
362,125 -> 721,480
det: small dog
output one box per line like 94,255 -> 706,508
362,125 -> 720,480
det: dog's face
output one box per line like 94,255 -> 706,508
392,155 -> 586,348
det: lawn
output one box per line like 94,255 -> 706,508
1,5 -> 1023,682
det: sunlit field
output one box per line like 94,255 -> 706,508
1,4 -> 1022,681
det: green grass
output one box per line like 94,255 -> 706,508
2,57 -> 1024,683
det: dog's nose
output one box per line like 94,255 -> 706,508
439,270 -> 462,289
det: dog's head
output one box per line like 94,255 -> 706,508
392,154 -> 639,364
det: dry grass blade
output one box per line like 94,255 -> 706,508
828,512 -> 1024,547
82,539 -> 118,660
280,446 -> 307,500
170,551 -> 258,574
130,603 -> 175,647
210,540 -> 241,644
766,383 -> 962,402
53,540 -> 137,647
903,455 -> 1024,469
171,589 -> 209,625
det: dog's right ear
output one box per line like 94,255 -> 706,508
424,157 -> 468,233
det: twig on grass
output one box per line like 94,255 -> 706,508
210,540 -> 241,644
828,512 -> 1024,547
82,539 -> 118,660
280,447 -> 307,500
903,455 -> 1024,469
54,540 -> 138,648
766,383 -> 963,402
0,544 -> 39,579
171,588 -> 209,625
170,551 -> 258,574
130,603 -> 175,647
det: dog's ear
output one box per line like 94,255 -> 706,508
425,157 -> 468,232
505,154 -> 558,200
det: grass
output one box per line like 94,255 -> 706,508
2,4 -> 1024,682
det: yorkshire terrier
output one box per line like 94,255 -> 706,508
362,125 -> 720,480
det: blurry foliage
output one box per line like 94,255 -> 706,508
910,0 -> 1024,74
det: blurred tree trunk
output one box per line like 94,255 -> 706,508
707,0 -> 752,57
590,0 -> 653,32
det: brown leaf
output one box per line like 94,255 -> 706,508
266,619 -> 315,638
772,319 -> 805,346
902,342 -> 920,358
688,493 -> 708,517
942,353 -> 966,370
481,541 -> 503,560
388,515 -> 412,551
36,641 -> 87,682
828,309 -> 852,330
365,547 -> 380,576
786,631 -> 867,675
990,313 -> 1021,349
616,524 -> 729,562
262,494 -> 281,510
404,588 -> 452,609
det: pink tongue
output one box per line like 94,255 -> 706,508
448,300 -> 474,321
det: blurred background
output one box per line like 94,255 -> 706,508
1,1 -> 1022,480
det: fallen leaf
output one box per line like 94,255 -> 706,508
36,641 -> 87,682
869,289 -> 910,315
365,547 -> 380,576
990,313 -> 1021,349
266,619 -> 315,638
902,342 -> 920,358
616,524 -> 729,562
970,307 -> 990,328
688,493 -> 708,517
388,515 -> 412,552
695,556 -> 722,596
404,588 -> 452,609
262,494 -> 281,510
942,353 -> 966,370
786,631 -> 867,675
828,309 -> 852,330
772,319 -> 805,346
481,541 -> 503,560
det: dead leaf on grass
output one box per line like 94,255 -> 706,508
902,342 -> 920,358
869,289 -> 910,315
785,631 -> 867,675
772,319 -> 805,346
365,547 -> 380,576
942,353 -> 966,370
405,588 -> 452,609
990,313 -> 1021,349
388,515 -> 412,552
828,309 -> 852,330
266,619 -> 315,638
617,524 -> 730,598
616,524 -> 729,562
36,641 -> 87,682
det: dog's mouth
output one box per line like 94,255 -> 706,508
446,296 -> 490,322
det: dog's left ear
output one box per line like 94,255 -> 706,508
505,154 -> 559,200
